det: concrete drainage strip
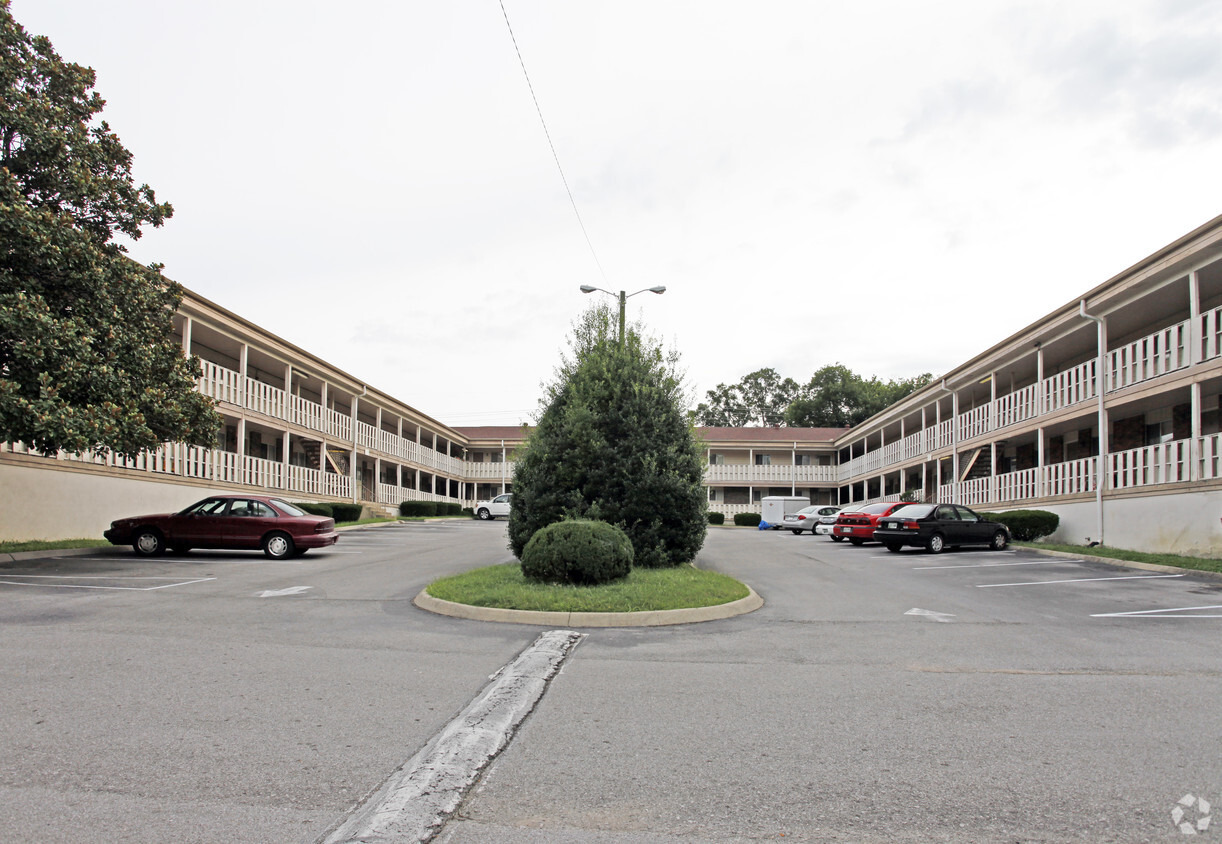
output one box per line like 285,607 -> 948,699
318,630 -> 585,844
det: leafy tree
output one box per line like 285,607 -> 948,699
0,2 -> 219,456
784,364 -> 932,427
508,303 -> 707,567
694,367 -> 799,427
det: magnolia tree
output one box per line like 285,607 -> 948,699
0,1 -> 220,456
508,304 -> 707,568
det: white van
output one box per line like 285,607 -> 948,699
759,496 -> 811,529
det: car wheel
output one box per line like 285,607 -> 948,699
263,532 -> 295,560
477,508 -> 491,521
990,530 -> 1009,551
133,529 -> 165,557
926,533 -> 945,554
791,529 -> 802,535
830,535 -> 844,542
884,542 -> 902,553
849,537 -> 864,546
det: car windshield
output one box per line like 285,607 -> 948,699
793,506 -> 818,516
178,498 -> 229,516
270,499 -> 304,516
890,503 -> 936,518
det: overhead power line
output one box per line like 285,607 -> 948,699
498,0 -> 609,285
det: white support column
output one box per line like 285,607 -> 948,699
791,442 -> 796,496
181,317 -> 193,355
951,391 -> 960,503
1189,270 -> 1202,366
350,394 -> 360,504
238,344 -> 249,408
1035,344 -> 1044,415
374,456 -> 382,504
989,441 -> 997,505
989,370 -> 997,434
1191,381 -> 1203,482
1037,427 -> 1045,499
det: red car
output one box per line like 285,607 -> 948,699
832,502 -> 908,545
105,495 -> 339,559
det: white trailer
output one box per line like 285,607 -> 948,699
760,496 -> 810,529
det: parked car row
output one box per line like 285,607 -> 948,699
784,501 -> 1011,554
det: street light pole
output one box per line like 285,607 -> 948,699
579,285 -> 666,344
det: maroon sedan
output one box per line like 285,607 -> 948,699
105,495 -> 339,559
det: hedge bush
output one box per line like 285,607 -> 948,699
295,502 -> 333,517
330,503 -> 363,523
461,507 -> 474,517
521,520 -> 634,586
734,512 -> 762,527
444,502 -> 463,516
399,501 -> 438,517
986,509 -> 1059,541
707,512 -> 725,525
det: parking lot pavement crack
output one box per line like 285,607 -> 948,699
318,629 -> 584,844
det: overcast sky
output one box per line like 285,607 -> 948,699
15,1 -> 1222,426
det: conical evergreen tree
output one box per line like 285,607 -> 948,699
508,304 -> 706,567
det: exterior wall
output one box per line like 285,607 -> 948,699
997,487 -> 1222,558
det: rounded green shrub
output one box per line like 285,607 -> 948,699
992,509 -> 1059,541
399,501 -> 438,517
295,502 -> 333,517
445,503 -> 463,516
330,503 -> 363,523
707,511 -> 725,525
734,512 -> 762,527
521,520 -> 634,585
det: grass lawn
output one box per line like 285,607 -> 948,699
426,562 -> 750,613
1019,541 -> 1222,574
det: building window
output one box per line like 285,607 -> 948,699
795,454 -> 811,466
709,453 -> 725,465
755,454 -> 771,465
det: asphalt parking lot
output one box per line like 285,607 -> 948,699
2,522 -> 1220,842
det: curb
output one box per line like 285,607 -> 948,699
413,585 -> 764,628
0,546 -> 120,564
1024,547 -> 1222,581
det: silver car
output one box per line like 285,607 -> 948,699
782,505 -> 841,535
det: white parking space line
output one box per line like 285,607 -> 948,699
976,574 -> 1184,588
1092,604 -> 1222,618
916,560 -> 1075,570
0,575 -> 216,591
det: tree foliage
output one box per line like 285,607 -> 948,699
695,362 -> 932,429
508,304 -> 707,568
0,2 -> 220,456
694,367 -> 800,427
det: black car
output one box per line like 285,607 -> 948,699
872,503 -> 1010,554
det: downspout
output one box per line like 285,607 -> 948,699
939,380 -> 957,503
1078,300 -> 1107,546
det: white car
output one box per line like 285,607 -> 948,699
814,506 -> 844,536
475,493 -> 512,520
782,505 -> 841,534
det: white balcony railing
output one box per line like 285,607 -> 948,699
1109,438 -> 1190,489
703,464 -> 838,485
1107,320 -> 1190,392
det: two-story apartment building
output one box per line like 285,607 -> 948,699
4,216 -> 1222,555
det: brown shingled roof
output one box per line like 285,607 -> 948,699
697,427 -> 844,443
